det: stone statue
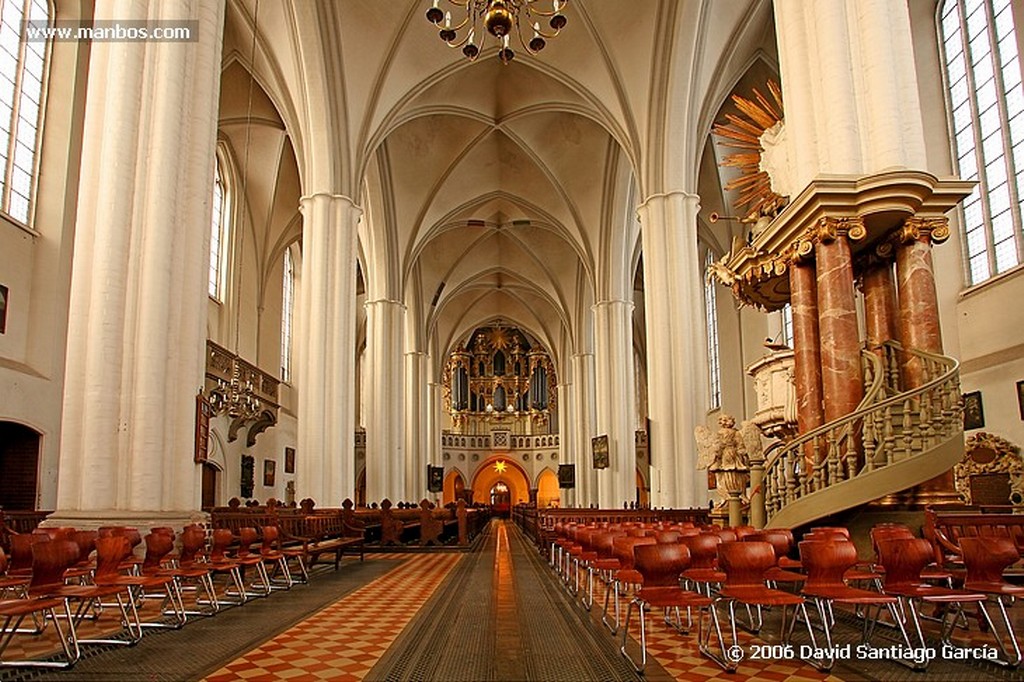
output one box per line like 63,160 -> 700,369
695,414 -> 762,511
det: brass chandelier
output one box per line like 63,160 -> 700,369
426,0 -> 569,64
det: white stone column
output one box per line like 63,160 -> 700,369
404,350 -> 429,500
571,352 -> 596,507
637,191 -> 707,508
428,379 -> 442,467
593,300 -> 637,508
774,0 -> 927,189
363,299 -> 406,502
296,194 -> 361,506
556,379 -> 575,507
55,0 -> 224,527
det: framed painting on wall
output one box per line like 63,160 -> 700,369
592,435 -> 609,469
284,446 -> 295,474
963,391 -> 985,430
263,459 -> 276,487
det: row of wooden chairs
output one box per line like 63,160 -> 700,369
0,523 -> 307,669
546,520 -> 1023,673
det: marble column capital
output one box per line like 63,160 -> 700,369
897,216 -> 950,246
812,216 -> 866,244
787,239 -> 816,265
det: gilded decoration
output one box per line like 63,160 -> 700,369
704,172 -> 973,311
443,324 -> 557,435
954,432 -> 1024,504
898,216 -> 950,246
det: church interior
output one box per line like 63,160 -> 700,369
2,0 -> 1024,679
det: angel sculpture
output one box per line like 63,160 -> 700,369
695,414 -> 762,508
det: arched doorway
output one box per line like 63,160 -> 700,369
470,455 -> 530,509
443,469 -> 467,505
536,468 -> 560,508
490,481 -> 510,516
0,422 -> 41,510
201,462 -> 220,510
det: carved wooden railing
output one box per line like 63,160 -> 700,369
762,341 -> 963,528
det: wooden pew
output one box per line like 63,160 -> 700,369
925,506 -> 1024,563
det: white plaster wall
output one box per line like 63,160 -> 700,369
956,267 -> 1024,447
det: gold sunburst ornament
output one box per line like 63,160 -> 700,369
712,81 -> 786,219
494,460 -> 508,474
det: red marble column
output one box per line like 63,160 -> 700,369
789,252 -> 824,470
896,217 -> 957,502
815,218 -> 865,423
862,257 -> 899,351
896,220 -> 944,388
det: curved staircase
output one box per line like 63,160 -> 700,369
763,342 -> 964,529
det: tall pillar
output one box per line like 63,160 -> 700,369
896,218 -> 948,387
774,0 -> 927,188
405,350 -> 429,500
295,194 -> 361,506
593,300 -> 637,508
54,0 -> 224,528
896,217 -> 958,501
789,250 -> 825,467
637,192 -> 706,507
428,379 -> 442,467
814,218 -> 865,422
364,299 -> 406,502
861,254 -> 900,351
571,352 -> 596,507
556,379 -> 575,507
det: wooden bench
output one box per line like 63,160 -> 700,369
925,506 -> 1024,563
211,499 -> 365,575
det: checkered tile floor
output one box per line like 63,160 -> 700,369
4,535 -> 1024,681
203,553 -> 461,682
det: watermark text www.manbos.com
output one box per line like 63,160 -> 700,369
22,20 -> 198,43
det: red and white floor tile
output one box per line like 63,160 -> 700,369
203,553 -> 462,682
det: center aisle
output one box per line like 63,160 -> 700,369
367,519 -> 654,681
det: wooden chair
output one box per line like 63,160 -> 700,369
583,530 -> 625,612
6,533 -> 45,576
206,528 -> 248,605
713,541 -> 817,672
620,543 -> 717,673
0,539 -> 80,669
959,536 -> 1023,667
234,527 -> 272,597
258,525 -> 294,590
875,537 -> 996,669
170,525 -> 219,615
93,533 -> 185,630
602,536 -> 655,635
745,531 -> 805,587
798,539 -> 913,671
29,537 -> 143,648
679,533 -> 725,597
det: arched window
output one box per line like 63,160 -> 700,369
781,304 -> 794,347
704,249 -> 721,410
0,0 -> 49,225
939,0 -> 1024,284
280,246 -> 295,382
208,154 -> 230,300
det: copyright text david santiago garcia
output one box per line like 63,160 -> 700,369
728,643 -> 1001,665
